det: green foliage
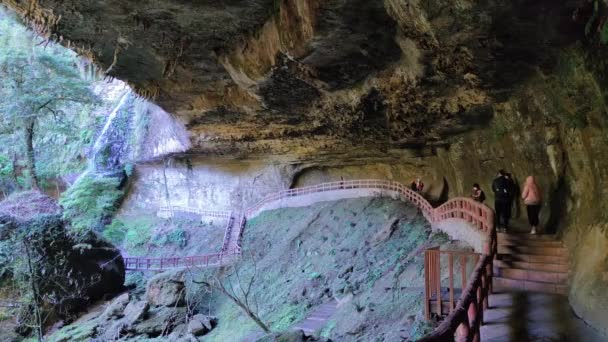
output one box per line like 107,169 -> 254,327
0,154 -> 11,178
47,319 -> 98,342
103,216 -> 154,249
127,99 -> 151,160
60,175 -> 124,233
601,21 -> 608,45
0,9 -> 105,193
407,319 -> 435,340
320,319 -> 337,339
270,305 -> 306,331
151,228 -> 187,248
208,198 -> 442,340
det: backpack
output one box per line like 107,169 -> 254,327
493,177 -> 511,200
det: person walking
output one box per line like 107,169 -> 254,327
411,178 -> 424,193
521,175 -> 542,234
472,183 -> 486,203
492,170 -> 512,231
505,172 -> 517,221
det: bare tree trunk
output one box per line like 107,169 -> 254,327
23,240 -> 44,341
24,118 -> 39,190
217,285 -> 271,333
11,152 -> 19,188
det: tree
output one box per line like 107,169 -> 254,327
193,254 -> 271,334
0,12 -> 97,189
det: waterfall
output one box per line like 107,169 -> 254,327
91,90 -> 131,158
88,88 -> 136,175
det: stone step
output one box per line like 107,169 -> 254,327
494,277 -> 568,295
494,260 -> 570,273
498,237 -> 563,248
498,232 -> 558,241
499,253 -> 568,265
495,267 -> 569,284
497,245 -> 568,257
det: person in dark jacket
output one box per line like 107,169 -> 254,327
472,183 -> 486,203
505,172 -> 516,222
492,170 -> 512,231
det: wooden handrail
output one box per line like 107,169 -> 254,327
126,176 -> 496,334
157,206 -> 232,219
419,254 -> 493,342
421,199 -> 495,341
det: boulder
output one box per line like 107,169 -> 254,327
123,300 -> 149,325
187,314 -> 217,336
187,318 -> 205,336
146,271 -> 186,307
133,306 -> 187,336
101,293 -> 130,319
255,330 -> 306,342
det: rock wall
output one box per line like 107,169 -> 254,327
122,41 -> 608,333
121,159 -> 443,215
422,46 -> 608,334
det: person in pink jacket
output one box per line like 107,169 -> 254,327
521,176 -> 542,234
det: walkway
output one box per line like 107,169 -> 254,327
291,300 -> 338,335
124,179 -> 490,272
480,224 -> 603,341
481,291 -> 604,341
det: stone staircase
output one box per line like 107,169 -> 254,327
494,232 -> 569,295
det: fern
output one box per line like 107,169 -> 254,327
59,175 -> 124,233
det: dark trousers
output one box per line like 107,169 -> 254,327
495,200 -> 511,228
526,204 -> 541,226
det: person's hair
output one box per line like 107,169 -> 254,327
473,183 -> 480,188
498,169 -> 506,176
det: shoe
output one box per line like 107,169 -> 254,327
530,227 -> 536,235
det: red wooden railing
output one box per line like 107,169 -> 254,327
157,206 -> 232,220
421,198 -> 496,342
246,179 -> 434,222
424,248 -> 481,320
419,253 -> 494,342
123,178 -> 496,340
125,209 -> 236,271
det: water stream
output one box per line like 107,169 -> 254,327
91,89 -> 131,159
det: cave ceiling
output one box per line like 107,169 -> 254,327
1,0 -> 593,161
